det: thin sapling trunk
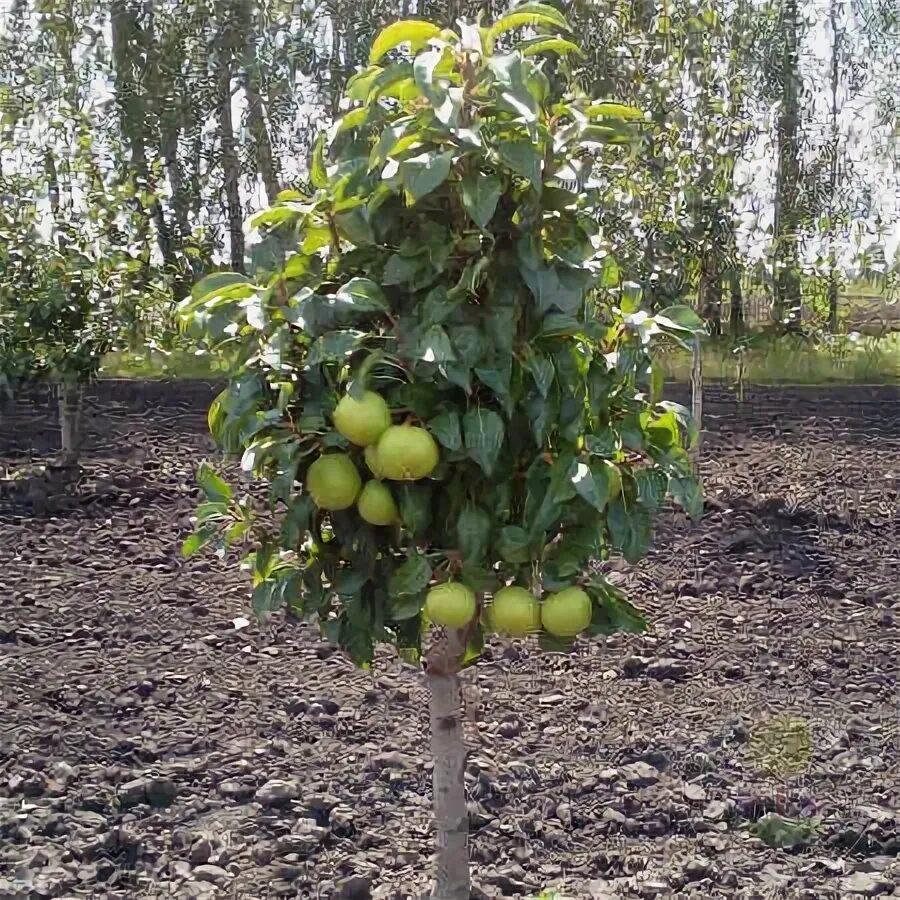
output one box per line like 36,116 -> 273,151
425,628 -> 470,900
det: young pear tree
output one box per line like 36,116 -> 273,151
180,6 -> 703,897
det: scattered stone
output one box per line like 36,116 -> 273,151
255,779 -> 300,807
620,762 -> 660,789
192,864 -> 230,886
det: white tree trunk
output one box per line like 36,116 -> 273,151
426,629 -> 470,900
690,339 -> 703,475
58,382 -> 83,467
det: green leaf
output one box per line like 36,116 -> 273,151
310,131 -> 328,188
457,505 -> 492,564
182,528 -> 215,558
635,467 -> 668,511
189,272 -> 252,304
400,150 -> 454,203
307,330 -> 364,366
463,408 -> 505,476
335,277 -> 389,312
335,106 -> 370,135
196,462 -> 232,503
585,102 -> 645,120
370,20 -> 442,64
398,483 -> 433,537
656,304 -> 706,333
496,139 -> 541,190
489,3 -> 571,40
669,474 -> 703,521
516,36 -> 584,57
571,460 -> 609,511
584,426 -> 620,458
389,552 -> 432,596
607,498 -> 652,564
417,325 -> 456,363
522,350 -> 555,397
428,410 -> 462,451
391,593 -> 426,620
460,171 -> 501,229
496,526 -> 531,564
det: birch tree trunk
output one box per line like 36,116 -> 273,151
425,628 -> 470,900
58,382 -> 84,468
690,339 -> 703,475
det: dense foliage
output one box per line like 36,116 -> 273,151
180,7 -> 705,666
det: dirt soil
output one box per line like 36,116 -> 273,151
0,380 -> 898,900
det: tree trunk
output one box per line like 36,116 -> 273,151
425,629 -> 471,900
57,382 -> 83,467
690,338 -> 703,475
827,0 -> 843,333
729,267 -> 744,338
217,31 -> 245,272
773,0 -> 803,330
245,69 -> 281,206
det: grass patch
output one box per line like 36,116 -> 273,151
101,349 -> 232,381
658,333 -> 900,385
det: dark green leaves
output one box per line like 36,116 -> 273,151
669,474 -> 704,521
399,151 -> 454,203
457,505 -> 492,564
463,408 -> 505,476
389,552 -> 432,596
460,171 -> 501,229
607,498 -> 652,564
335,278 -> 389,312
428,410 -> 462,450
496,526 -> 531,564
496,139 -> 541,190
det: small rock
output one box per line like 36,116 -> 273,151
189,838 -> 212,865
646,658 -> 689,681
684,857 -> 710,880
218,779 -> 255,801
338,874 -> 373,899
192,864 -> 230,886
840,872 -> 893,896
683,783 -> 708,802
255,779 -> 300,807
620,762 -> 659,788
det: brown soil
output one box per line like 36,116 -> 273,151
0,380 -> 898,899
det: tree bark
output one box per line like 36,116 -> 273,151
827,0 -> 842,333
425,628 -> 471,900
57,381 -> 83,468
773,0 -> 803,330
217,7 -> 245,273
690,338 -> 703,475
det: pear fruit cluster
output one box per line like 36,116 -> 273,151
305,389 -> 440,527
424,581 -> 593,640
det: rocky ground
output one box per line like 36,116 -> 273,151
0,380 -> 898,900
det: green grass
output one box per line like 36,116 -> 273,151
101,348 -> 231,380
102,332 -> 898,388
658,333 -> 900,385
